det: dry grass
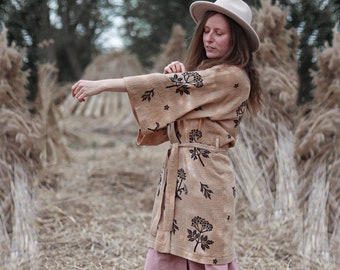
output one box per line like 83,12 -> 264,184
0,26 -> 42,268
0,1 -> 339,269
34,125 -> 165,270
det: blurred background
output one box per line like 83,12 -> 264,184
1,0 -> 339,104
0,0 -> 339,269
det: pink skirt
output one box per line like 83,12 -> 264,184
144,249 -> 239,270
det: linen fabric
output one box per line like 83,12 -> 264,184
123,64 -> 250,265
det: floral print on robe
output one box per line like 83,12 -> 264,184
123,64 -> 250,265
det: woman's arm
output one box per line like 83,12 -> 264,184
72,60 -> 185,103
71,78 -> 126,102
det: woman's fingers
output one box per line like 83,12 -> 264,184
71,80 -> 89,102
176,62 -> 186,72
164,61 -> 186,74
71,80 -> 84,97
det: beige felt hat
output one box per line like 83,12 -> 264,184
190,0 -> 260,52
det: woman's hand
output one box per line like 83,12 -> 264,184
71,78 -> 126,102
163,61 -> 186,74
71,80 -> 104,102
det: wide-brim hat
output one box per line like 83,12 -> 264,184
190,0 -> 260,52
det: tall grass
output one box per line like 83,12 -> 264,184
0,26 -> 41,268
227,1 -> 339,268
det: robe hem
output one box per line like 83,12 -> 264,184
147,237 -> 236,265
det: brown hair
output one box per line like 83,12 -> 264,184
184,11 -> 262,115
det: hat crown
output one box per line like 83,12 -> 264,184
214,0 -> 252,24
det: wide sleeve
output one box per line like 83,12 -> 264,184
123,65 -> 250,145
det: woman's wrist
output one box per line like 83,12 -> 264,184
102,78 -> 126,93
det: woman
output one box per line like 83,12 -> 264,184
72,0 -> 261,269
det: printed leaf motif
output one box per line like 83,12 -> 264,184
141,89 -> 154,102
148,122 -> 160,132
187,229 -> 197,242
200,182 -> 213,199
200,235 -> 214,251
172,219 -> 179,235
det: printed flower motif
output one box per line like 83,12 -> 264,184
187,216 -> 214,252
188,128 -> 210,166
190,147 -> 210,167
176,168 -> 188,200
178,168 -> 186,180
189,129 -> 202,143
191,216 -> 213,232
166,72 -> 203,95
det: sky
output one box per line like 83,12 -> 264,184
48,0 -> 124,51
96,17 -> 124,50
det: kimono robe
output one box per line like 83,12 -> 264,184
123,64 -> 250,265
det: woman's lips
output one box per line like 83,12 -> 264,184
205,46 -> 215,52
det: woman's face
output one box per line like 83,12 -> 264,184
203,13 -> 232,59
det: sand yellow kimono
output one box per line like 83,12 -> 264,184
123,64 -> 250,265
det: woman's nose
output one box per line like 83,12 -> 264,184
204,32 -> 213,43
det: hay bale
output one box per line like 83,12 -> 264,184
0,26 -> 41,267
254,0 -> 299,127
35,64 -> 71,165
229,1 -> 339,267
151,24 -> 187,73
294,24 -> 340,241
60,51 -> 144,124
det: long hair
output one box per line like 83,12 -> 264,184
184,11 -> 262,115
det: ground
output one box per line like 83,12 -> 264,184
35,116 -> 167,269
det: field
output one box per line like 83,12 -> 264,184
0,1 -> 339,269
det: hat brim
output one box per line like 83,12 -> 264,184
190,1 -> 260,52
